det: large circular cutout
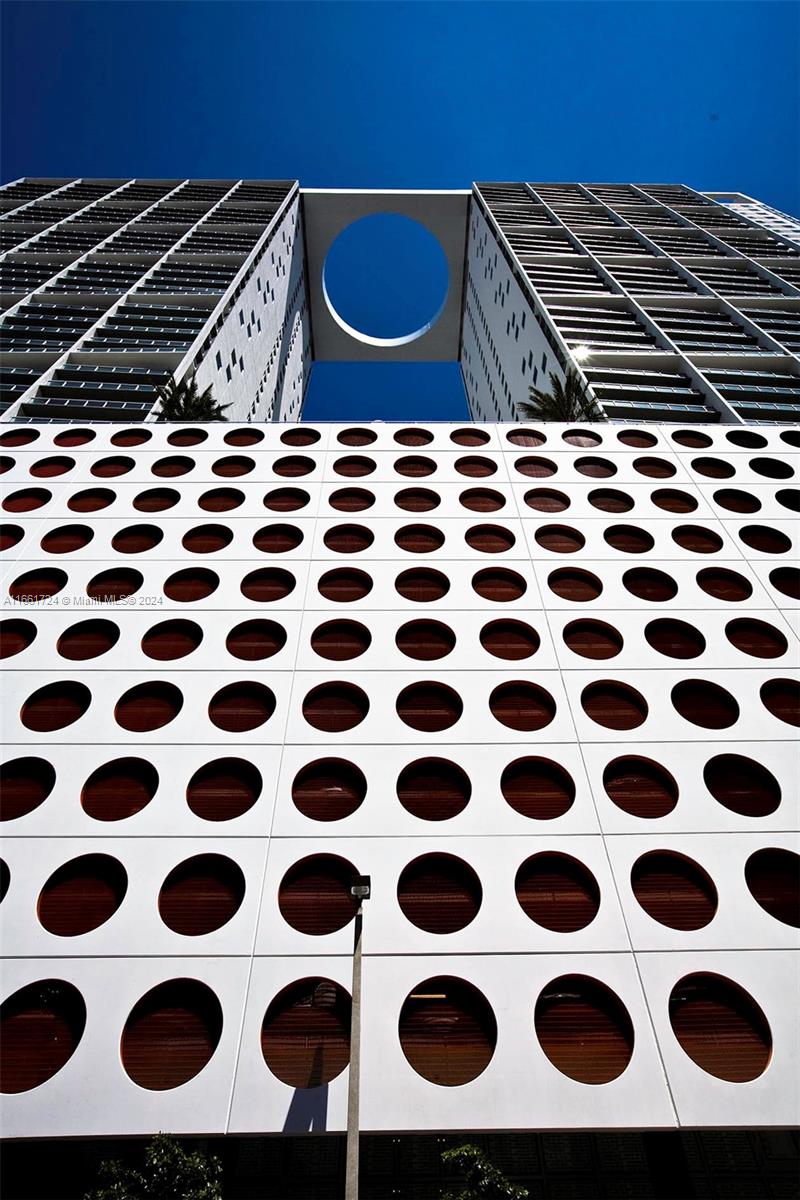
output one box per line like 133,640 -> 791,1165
0,757 -> 56,822
186,758 -> 262,822
303,683 -> 369,732
703,754 -> 780,818
279,855 -> 359,934
535,975 -> 634,1084
395,619 -> 455,660
261,978 -> 351,1087
516,853 -> 600,932
323,214 -> 448,345
631,852 -> 717,930
668,973 -> 771,1082
121,978 -> 223,1090
115,682 -> 183,732
158,854 -> 245,935
603,756 -> 678,819
397,681 -> 462,731
57,619 -> 120,661
208,682 -> 275,732
396,758 -> 471,821
310,619 -> 371,661
501,758 -> 575,820
397,854 -> 482,933
21,681 -> 91,732
0,980 -> 86,1093
37,854 -> 128,936
399,976 -> 496,1086
671,680 -> 739,728
292,759 -> 366,821
581,682 -> 648,730
82,757 -> 158,822
745,848 -> 799,927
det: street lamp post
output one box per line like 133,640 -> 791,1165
345,874 -> 371,1200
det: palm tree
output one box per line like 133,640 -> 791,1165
517,365 -> 604,423
155,373 -> 230,422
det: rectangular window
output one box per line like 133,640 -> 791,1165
239,310 -> 244,325
541,352 -> 547,371
215,351 -> 222,369
225,365 -> 232,382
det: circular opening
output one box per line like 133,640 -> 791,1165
672,525 -> 723,554
394,428 -> 432,447
548,568 -> 603,602
90,456 -> 133,479
770,566 -> 800,600
581,681 -> 648,730
32,456 -> 75,477
575,456 -> 616,479
0,980 -> 86,1094
776,488 -> 799,513
4,487 -> 51,513
303,683 -> 369,732
10,568 -> 68,602
325,524 -> 374,554
37,854 -> 128,936
451,427 -> 489,447
397,853 -> 482,933
318,568 -> 372,603
68,488 -> 118,514
455,456 -> 496,478
622,568 -> 678,602
1,457 -> 15,473
564,429 -> 602,448
516,456 -> 556,479
281,428 -> 319,447
261,979 -> 351,1087
490,681 -> 555,731
0,429 -> 39,447
310,619 -> 371,661
713,488 -> 760,514
226,619 -> 286,661
152,454 -> 196,477
745,848 -> 799,928
57,618 -> 120,661
333,455 -> 374,478
634,456 -> 675,479
651,488 -> 697,514
672,680 -> 739,728
472,567 -> 526,602
225,427 -> 264,447
395,524 -> 444,554
198,488 -> 244,513
397,758 -> 471,821
165,567 -> 219,602
396,567 -> 449,602
760,678 -> 799,726
535,975 -> 634,1084
323,213 -> 448,344
692,456 -> 734,479
672,430 -> 712,449
395,455 -> 436,478
21,681 -> 91,732
563,619 -> 623,659
395,619 -> 455,661
750,456 -> 793,480
604,525 -> 654,554
396,682 -> 462,731
330,488 -> 374,513
265,487 -> 309,512
82,757 -> 158,822
395,487 -> 439,512
292,759 -> 366,821
274,455 -> 316,477
588,488 -> 633,514
618,430 -> 657,448
1,523 -> 23,551
253,524 -> 303,553
133,488 -> 180,513
167,428 -> 207,447
739,524 -> 792,555
112,524 -> 163,554
0,757 -> 56,821
704,754 -> 780,818
726,618 -> 787,659
631,852 -> 717,930
480,619 -> 539,660
0,860 -> 8,903
644,618 -> 705,659
111,429 -> 151,447
121,979 -> 222,1090
508,428 -> 546,447
669,973 -> 771,1082
536,524 -> 585,553
182,524 -> 233,554
516,853 -> 600,931
115,681 -> 183,732
187,758 -> 262,821
399,976 -> 496,1086
525,487 -> 570,513
212,455 -> 254,478
728,430 -> 767,449
696,567 -> 752,602
241,567 -> 294,602
142,619 -> 204,661
279,855 -> 359,934
158,854 -> 245,935
501,757 -> 575,821
208,681 -> 275,732
603,756 -> 678,819
1,618 -> 37,659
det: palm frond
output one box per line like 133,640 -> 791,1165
156,373 -> 231,422
517,366 -> 604,423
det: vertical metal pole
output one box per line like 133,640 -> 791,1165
345,902 -> 363,1200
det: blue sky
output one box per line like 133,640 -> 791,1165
2,0 -> 798,420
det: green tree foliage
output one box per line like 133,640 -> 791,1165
441,1143 -> 529,1200
84,1134 -> 222,1200
517,365 -> 604,423
156,373 -> 230,422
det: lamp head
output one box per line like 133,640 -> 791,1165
350,874 -> 371,901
